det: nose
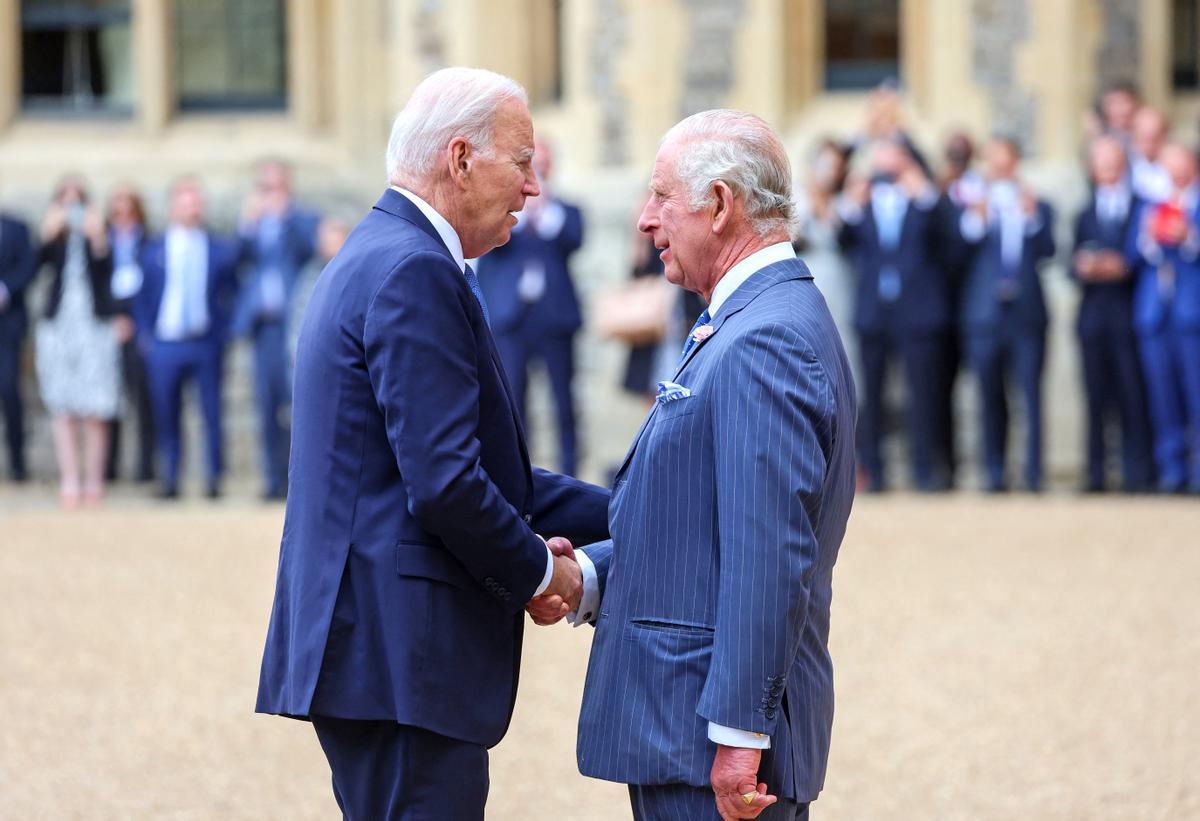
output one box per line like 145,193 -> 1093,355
524,168 -> 541,199
637,200 -> 658,236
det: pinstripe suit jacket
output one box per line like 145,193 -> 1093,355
576,257 -> 857,802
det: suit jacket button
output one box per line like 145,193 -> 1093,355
765,709 -> 776,719
523,513 -> 532,524
581,612 -> 593,621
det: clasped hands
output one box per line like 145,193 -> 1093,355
526,536 -> 580,626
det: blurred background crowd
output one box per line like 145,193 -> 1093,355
3,0 -> 1200,506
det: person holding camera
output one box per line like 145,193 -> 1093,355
34,177 -> 125,508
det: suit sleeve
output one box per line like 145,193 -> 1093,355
530,466 -> 610,546
0,221 -> 37,301
696,323 -> 834,737
364,250 -> 549,613
1031,202 -> 1056,261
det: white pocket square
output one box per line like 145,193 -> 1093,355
655,381 -> 692,404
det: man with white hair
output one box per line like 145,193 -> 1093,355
534,109 -> 857,820
254,67 -> 610,819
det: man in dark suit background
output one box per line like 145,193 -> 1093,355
132,179 -> 241,499
233,159 -> 320,500
256,68 -> 609,820
1072,136 -> 1153,492
476,139 -> 585,475
958,136 -> 1056,492
839,136 -> 954,491
0,207 -> 36,482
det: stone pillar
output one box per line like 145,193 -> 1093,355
591,0 -> 629,166
678,0 -> 744,117
287,0 -> 324,131
0,0 -> 17,130
134,0 -> 172,132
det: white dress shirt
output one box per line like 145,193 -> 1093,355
390,186 -> 555,596
156,226 -> 210,341
573,241 -> 799,751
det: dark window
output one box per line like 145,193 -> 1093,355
824,0 -> 900,91
1172,0 -> 1199,89
20,0 -> 134,114
175,0 -> 287,111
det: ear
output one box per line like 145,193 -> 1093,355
447,137 -> 472,190
710,180 -> 735,234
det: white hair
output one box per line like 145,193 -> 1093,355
662,109 -> 796,236
386,67 -> 528,183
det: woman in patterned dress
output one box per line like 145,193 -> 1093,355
34,178 -> 123,508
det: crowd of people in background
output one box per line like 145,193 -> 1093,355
2,77 -> 1199,503
788,80 -> 1200,495
0,161 -> 346,507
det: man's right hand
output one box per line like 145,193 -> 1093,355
527,537 -> 580,625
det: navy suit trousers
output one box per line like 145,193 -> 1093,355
629,783 -> 809,821
966,319 -> 1046,491
493,327 -> 577,476
312,717 -> 489,821
1078,322 -> 1153,490
146,338 -> 224,489
1138,326 -> 1200,491
856,326 -> 945,490
250,319 -> 291,495
0,326 -> 25,477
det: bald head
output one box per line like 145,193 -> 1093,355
1132,107 -> 1168,162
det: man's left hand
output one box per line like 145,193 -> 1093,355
711,745 -> 777,820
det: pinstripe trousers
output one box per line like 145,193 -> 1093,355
628,784 -> 810,821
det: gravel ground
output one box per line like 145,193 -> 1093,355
2,489 -> 1198,820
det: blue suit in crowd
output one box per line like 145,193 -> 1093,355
132,228 -> 241,495
0,214 -> 36,481
577,253 -> 857,817
958,190 -> 1056,491
839,181 -> 955,491
1071,187 -> 1153,491
256,189 -> 609,820
477,198 -> 584,475
1127,193 -> 1200,492
233,206 -> 319,497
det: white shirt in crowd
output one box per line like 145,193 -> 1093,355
156,225 -> 210,341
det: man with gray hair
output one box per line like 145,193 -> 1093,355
532,109 -> 857,819
255,67 -> 610,819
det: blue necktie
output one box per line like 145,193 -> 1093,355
678,308 -> 712,365
463,263 -> 490,324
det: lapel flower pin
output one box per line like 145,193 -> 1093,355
692,324 -> 715,343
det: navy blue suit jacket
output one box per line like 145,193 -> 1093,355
1127,198 -> 1200,333
959,200 -> 1056,331
255,189 -> 609,747
476,201 -> 584,335
1071,194 -> 1140,334
838,194 -> 955,333
131,231 -> 242,347
232,206 -> 320,336
576,258 -> 857,802
0,216 -> 36,336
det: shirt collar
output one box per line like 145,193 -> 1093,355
707,241 -> 796,318
391,186 -> 466,273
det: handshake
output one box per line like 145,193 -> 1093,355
526,536 -> 582,626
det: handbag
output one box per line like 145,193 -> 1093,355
591,276 -> 676,346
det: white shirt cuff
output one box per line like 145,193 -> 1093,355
532,536 -> 555,597
960,211 -> 986,242
708,722 -> 771,749
535,200 -> 567,240
566,549 -> 599,626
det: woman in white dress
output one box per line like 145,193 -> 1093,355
34,178 -> 123,508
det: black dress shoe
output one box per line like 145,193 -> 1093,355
158,485 -> 179,500
206,482 -> 222,500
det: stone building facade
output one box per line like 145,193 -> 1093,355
1,0 -> 1197,487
